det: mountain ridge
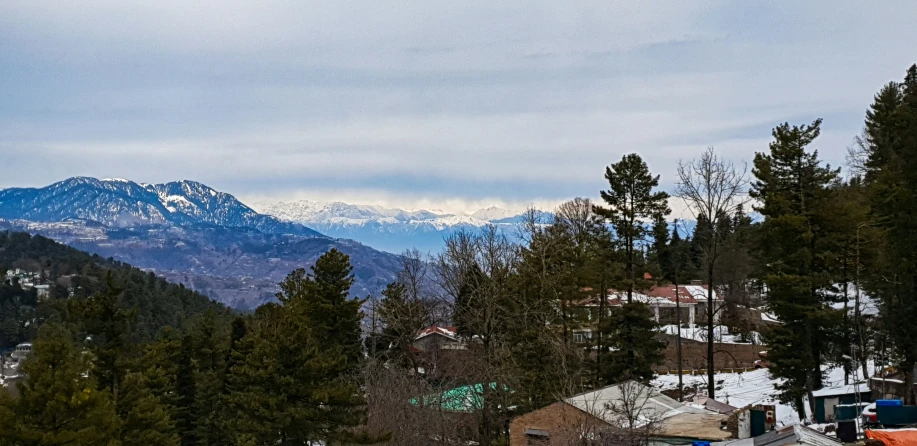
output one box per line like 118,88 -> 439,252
0,178 -> 404,308
0,177 -> 321,237
251,199 -> 552,253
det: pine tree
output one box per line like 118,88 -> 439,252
174,335 -> 198,446
0,324 -> 121,445
189,310 -> 229,445
649,215 -> 671,282
69,273 -> 137,403
454,263 -> 487,338
594,153 -> 669,382
595,153 -> 671,303
862,82 -> 903,182
376,281 -> 427,370
866,64 -> 917,403
117,372 -> 179,446
225,249 -> 371,444
602,303 -> 665,384
751,118 -> 840,419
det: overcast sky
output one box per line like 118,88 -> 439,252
1,1 -> 915,213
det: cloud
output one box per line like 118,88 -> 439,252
1,1 -> 916,210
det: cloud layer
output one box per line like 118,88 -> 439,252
1,1 -> 915,211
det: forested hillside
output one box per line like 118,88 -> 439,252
0,231 -> 225,348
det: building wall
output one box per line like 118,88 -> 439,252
656,335 -> 764,372
413,333 -> 460,352
509,402 -> 608,446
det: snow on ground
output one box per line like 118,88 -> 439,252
658,324 -> 763,344
653,369 -> 798,426
653,362 -> 876,429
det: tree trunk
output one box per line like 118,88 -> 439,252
676,276 -> 683,402
905,364 -> 916,406
707,263 -> 715,399
807,372 -> 817,422
795,395 -> 807,422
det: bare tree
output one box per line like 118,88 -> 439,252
362,359 -> 474,445
598,381 -> 664,446
434,226 -> 518,445
675,147 -> 749,399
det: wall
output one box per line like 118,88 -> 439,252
509,402 -> 608,446
656,335 -> 764,372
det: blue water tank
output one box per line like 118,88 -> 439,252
876,399 -> 904,407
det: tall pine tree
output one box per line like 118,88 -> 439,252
751,118 -> 839,419
865,64 -> 917,403
594,153 -> 670,383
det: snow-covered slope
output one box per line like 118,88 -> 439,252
0,177 -> 320,236
252,200 -> 547,253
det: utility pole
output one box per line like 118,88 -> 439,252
674,221 -> 684,401
854,222 -> 872,381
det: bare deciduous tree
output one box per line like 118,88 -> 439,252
675,146 -> 749,398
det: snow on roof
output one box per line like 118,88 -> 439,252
760,312 -> 781,323
811,382 -> 870,398
565,380 -> 712,428
415,326 -> 458,341
654,368 -> 799,427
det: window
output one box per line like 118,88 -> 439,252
525,429 -> 550,446
573,331 -> 591,343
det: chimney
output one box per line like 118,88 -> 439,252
690,280 -> 703,286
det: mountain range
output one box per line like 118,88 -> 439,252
0,177 -> 321,236
0,177 -> 401,308
251,200 -> 546,254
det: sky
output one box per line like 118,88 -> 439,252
1,1 -> 916,214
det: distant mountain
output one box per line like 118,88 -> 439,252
0,177 -> 320,236
0,178 -> 403,309
0,219 -> 401,310
251,200 -> 552,254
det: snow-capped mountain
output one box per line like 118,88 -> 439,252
0,177 -> 408,308
252,200 -> 549,254
0,177 -> 320,236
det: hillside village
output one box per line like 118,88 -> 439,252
4,3 -> 917,445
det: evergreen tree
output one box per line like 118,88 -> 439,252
174,335 -> 198,446
602,303 -> 666,384
453,263 -> 487,338
751,118 -> 840,419
117,372 -> 180,446
595,154 -> 670,303
866,64 -> 917,403
69,273 -> 136,403
226,249 -> 371,444
0,324 -> 121,445
594,153 -> 669,382
649,215 -> 671,282
376,281 -> 428,370
189,310 -> 229,445
862,82 -> 903,182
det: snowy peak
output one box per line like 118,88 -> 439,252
470,206 -> 518,221
0,177 -> 320,237
253,200 -> 550,253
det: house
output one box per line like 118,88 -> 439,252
412,326 -> 464,352
811,382 -> 872,423
509,381 -> 732,445
572,284 -> 723,345
33,284 -> 50,300
11,342 -> 32,363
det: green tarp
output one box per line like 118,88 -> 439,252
409,382 -> 509,413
